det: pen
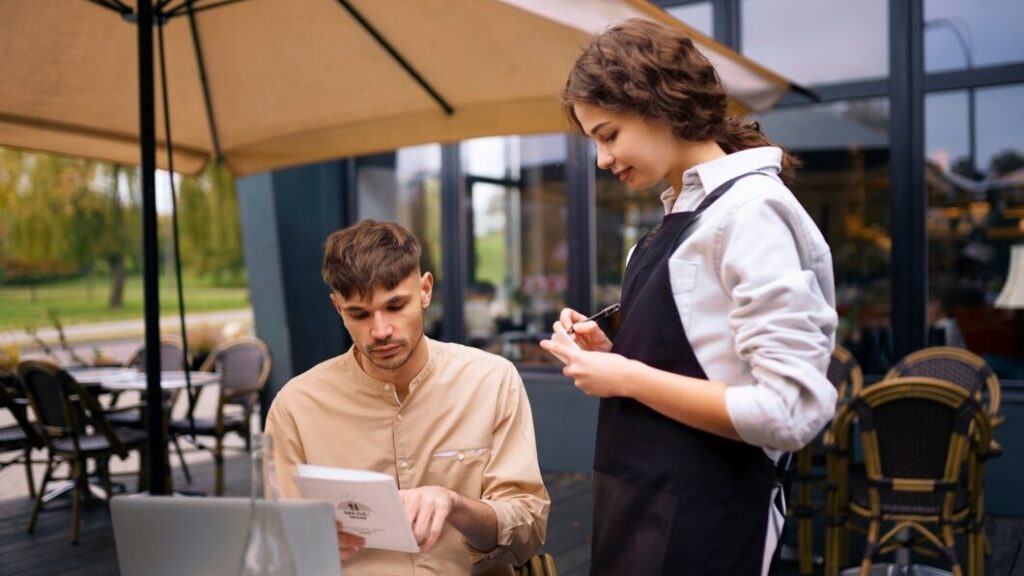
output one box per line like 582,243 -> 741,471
567,303 -> 621,335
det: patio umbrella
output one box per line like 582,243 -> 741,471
0,0 -> 805,494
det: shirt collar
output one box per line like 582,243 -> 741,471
345,336 -> 437,397
665,146 -> 783,213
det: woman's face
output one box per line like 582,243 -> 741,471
573,102 -> 686,191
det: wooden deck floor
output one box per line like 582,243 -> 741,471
1,452 -> 1022,576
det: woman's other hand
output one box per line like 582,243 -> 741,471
540,335 -> 640,398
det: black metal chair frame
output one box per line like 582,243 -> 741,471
17,359 -> 149,544
0,374 -> 46,498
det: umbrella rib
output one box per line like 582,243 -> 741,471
334,0 -> 454,115
185,1 -> 224,162
165,0 -> 252,18
83,0 -> 133,15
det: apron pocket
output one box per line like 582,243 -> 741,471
591,470 -> 677,576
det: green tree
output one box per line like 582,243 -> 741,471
177,162 -> 244,284
988,149 -> 1024,177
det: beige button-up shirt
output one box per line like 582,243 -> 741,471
265,338 -> 549,576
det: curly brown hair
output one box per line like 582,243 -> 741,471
322,219 -> 422,300
562,18 -> 798,184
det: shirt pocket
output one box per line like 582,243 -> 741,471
425,446 -> 491,497
667,258 -> 699,330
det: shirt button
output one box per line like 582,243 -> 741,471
400,459 -> 410,469
384,384 -> 392,392
457,452 -> 465,461
396,414 -> 403,421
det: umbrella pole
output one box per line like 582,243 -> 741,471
138,0 -> 170,495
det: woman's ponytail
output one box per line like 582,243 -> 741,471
716,118 -> 800,186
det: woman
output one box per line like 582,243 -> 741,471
540,18 -> 838,576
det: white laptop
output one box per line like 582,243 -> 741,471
111,496 -> 342,576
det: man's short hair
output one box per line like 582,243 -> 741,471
322,219 -> 423,300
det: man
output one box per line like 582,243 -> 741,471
266,219 -> 549,576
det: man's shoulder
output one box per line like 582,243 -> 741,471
275,352 -> 351,403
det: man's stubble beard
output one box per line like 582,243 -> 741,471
361,328 -> 425,372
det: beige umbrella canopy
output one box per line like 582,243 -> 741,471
0,0 -> 796,177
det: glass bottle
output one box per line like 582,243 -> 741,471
239,432 -> 297,576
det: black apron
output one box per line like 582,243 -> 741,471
591,174 -> 780,576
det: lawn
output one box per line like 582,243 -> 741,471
0,274 -> 250,330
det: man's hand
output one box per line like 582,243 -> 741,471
400,485 -> 455,553
336,521 -> 366,561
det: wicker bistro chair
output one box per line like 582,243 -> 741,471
885,346 -> 1002,427
0,373 -> 45,498
793,344 -> 864,574
169,338 -> 270,496
886,346 -> 1004,558
17,360 -> 148,544
514,553 -> 559,576
824,377 -> 991,576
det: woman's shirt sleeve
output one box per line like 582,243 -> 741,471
718,195 -> 839,452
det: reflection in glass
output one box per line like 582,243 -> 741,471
925,0 -> 1024,73
741,0 -> 887,85
926,85 -> 1024,379
355,145 -> 444,339
461,134 -> 569,366
665,2 -> 713,38
756,99 -> 893,373
594,171 -> 663,320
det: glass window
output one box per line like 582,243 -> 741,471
594,166 -> 667,334
741,0 -> 888,85
756,99 -> 893,373
925,0 -> 1024,73
355,145 -> 444,339
926,84 -> 1024,380
460,134 -> 569,367
665,2 -> 713,38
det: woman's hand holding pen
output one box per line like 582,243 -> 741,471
539,307 -> 639,398
556,307 -> 613,352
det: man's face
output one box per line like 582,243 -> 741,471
330,272 -> 433,373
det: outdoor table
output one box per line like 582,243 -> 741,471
59,368 -> 219,497
66,367 -> 219,391
87,370 -> 219,392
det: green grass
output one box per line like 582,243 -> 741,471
474,231 -> 506,288
0,274 -> 250,330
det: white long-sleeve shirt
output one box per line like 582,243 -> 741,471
650,146 -> 838,454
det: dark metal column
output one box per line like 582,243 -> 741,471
890,0 -> 928,360
138,0 -> 168,495
441,143 -> 467,343
713,0 -> 740,51
566,134 -> 595,315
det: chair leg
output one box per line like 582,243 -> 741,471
28,457 -> 55,534
23,447 -> 36,499
98,458 -> 114,503
944,523 -> 963,576
71,458 -> 83,544
214,436 -> 225,496
171,435 -> 193,484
